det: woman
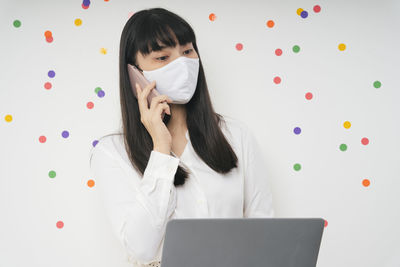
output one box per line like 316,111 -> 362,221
89,7 -> 275,267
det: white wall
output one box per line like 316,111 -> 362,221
1,0 -> 399,266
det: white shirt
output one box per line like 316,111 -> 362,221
89,115 -> 275,266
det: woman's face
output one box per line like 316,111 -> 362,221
135,39 -> 199,72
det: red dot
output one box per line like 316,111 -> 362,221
324,220 -> 328,227
56,221 -> 64,229
235,43 -> 243,51
39,136 -> 47,143
44,82 -> 52,90
275,48 -> 282,56
313,5 -> 321,13
82,3 -> 89,9
273,76 -> 281,84
87,101 -> 94,109
361,137 -> 369,145
46,36 -> 53,43
305,92 -> 313,100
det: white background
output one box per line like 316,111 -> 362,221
1,0 -> 399,266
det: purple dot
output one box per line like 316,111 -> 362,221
83,0 -> 90,6
301,11 -> 308,18
48,70 -> 55,78
92,140 -> 99,147
62,130 -> 69,138
97,90 -> 105,98
293,127 -> 301,135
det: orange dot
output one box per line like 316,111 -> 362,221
104,0 -> 109,1
362,179 -> 370,187
266,20 -> 274,28
87,101 -> 94,109
44,30 -> 52,38
44,82 -> 52,90
209,13 -> 216,21
39,136 -> 47,143
87,179 -> 95,187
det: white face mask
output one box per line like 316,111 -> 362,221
142,56 -> 200,104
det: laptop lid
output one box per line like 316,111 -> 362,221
161,218 -> 325,267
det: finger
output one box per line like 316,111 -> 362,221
135,82 -> 147,114
150,95 -> 171,111
142,80 -> 156,101
155,102 -> 170,117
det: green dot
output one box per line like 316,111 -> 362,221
13,20 -> 21,28
292,45 -> 300,53
293,163 -> 301,171
49,170 -> 56,178
339,144 -> 347,151
95,87 -> 102,93
373,81 -> 381,88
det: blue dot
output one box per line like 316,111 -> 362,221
293,127 -> 301,135
301,11 -> 308,18
62,130 -> 69,138
83,0 -> 90,6
97,90 -> 105,98
92,140 -> 99,147
48,70 -> 55,78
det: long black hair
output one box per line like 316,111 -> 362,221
91,7 -> 238,186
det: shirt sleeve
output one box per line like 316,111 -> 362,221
89,143 -> 180,263
242,125 -> 275,218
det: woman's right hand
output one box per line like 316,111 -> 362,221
135,80 -> 173,154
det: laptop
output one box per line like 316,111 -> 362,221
160,218 -> 325,267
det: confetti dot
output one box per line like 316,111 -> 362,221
293,127 -> 301,135
13,20 -> 21,28
296,8 -> 304,16
293,163 -> 301,171
361,137 -> 369,145
100,47 -> 107,54
62,130 -> 70,138
128,11 -> 135,18
275,48 -> 282,56
46,36 -> 53,43
97,90 -> 105,98
39,136 -> 47,143
266,20 -> 275,28
273,76 -> 281,84
44,82 -> 52,90
83,0 -> 90,5
48,70 -> 55,78
338,43 -> 346,51
104,0 -> 109,2
292,45 -> 300,53
49,170 -> 56,178
5,114 -> 13,122
94,87 -> 102,93
324,220 -> 328,227
235,43 -> 243,51
339,144 -> 347,151
87,102 -> 94,109
56,221 -> 64,229
373,81 -> 381,88
305,92 -> 313,100
313,5 -> 321,13
300,11 -> 308,18
87,179 -> 95,187
343,121 -> 351,129
209,13 -> 216,21
74,18 -> 82,26
362,179 -> 370,187
92,140 -> 99,147
44,30 -> 52,38
82,3 -> 89,9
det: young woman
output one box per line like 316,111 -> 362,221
90,7 -> 275,267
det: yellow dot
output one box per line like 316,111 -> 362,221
100,47 -> 107,54
343,121 -> 351,129
5,114 -> 12,122
74,18 -> 82,26
338,43 -> 346,51
296,8 -> 304,16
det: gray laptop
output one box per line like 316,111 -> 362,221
161,218 -> 325,267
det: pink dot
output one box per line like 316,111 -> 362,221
275,48 -> 282,56
56,221 -> 64,229
273,76 -> 281,84
361,137 -> 369,145
46,36 -> 53,43
128,11 -> 135,18
87,101 -> 94,109
235,43 -> 243,51
313,5 -> 321,13
39,136 -> 47,143
44,82 -> 52,90
305,92 -> 313,100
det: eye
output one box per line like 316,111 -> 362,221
155,49 -> 193,61
183,49 -> 193,55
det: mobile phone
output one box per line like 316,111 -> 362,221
127,63 -> 167,120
